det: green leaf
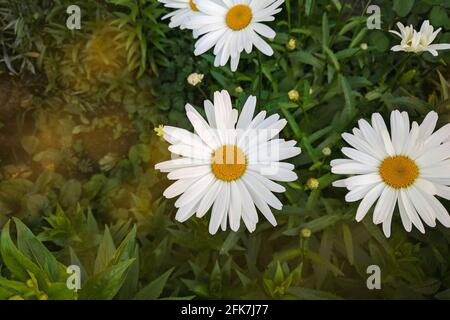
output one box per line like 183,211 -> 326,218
342,223 -> 354,265
398,69 -> 417,85
436,289 -> 450,300
112,225 -> 137,264
438,70 -> 449,100
0,220 -> 49,289
117,244 -> 140,299
368,30 -> 390,52
21,136 -> 39,155
60,180 -> 82,208
393,0 -> 415,17
79,259 -> 135,300
430,5 -> 448,27
324,47 -> 340,72
322,13 -> 329,47
305,0 -> 314,16
14,218 -> 61,282
134,268 -> 174,300
291,51 -> 324,70
288,287 -> 343,300
315,228 -> 334,288
339,74 -> 356,120
281,108 -> 302,139
307,251 -> 344,277
94,226 -> 116,275
46,282 -> 77,300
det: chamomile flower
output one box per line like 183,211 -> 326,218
390,20 -> 450,56
159,0 -> 201,29
188,0 -> 284,71
155,90 -> 301,234
332,110 -> 450,237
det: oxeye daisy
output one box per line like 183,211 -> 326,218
187,0 -> 284,71
155,90 -> 301,234
389,20 -> 450,56
331,110 -> 450,237
159,0 -> 201,29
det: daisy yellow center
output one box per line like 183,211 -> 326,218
189,0 -> 199,12
211,145 -> 247,181
226,4 -> 253,31
379,156 -> 419,189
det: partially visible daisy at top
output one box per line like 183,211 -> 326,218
389,20 -> 450,56
332,110 -> 450,238
155,90 -> 301,234
159,0 -> 201,29
187,0 -> 284,71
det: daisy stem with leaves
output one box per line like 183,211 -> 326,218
298,0 -> 303,26
196,85 -> 209,101
286,0 -> 291,32
391,54 -> 412,88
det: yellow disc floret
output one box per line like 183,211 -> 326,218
226,5 -> 253,31
379,155 -> 419,189
189,0 -> 199,12
211,145 -> 247,181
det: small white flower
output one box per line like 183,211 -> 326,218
159,0 -> 200,29
155,90 -> 301,234
390,20 -> 450,56
188,0 -> 284,71
187,72 -> 204,86
332,110 -> 450,237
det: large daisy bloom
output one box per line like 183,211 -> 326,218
159,0 -> 201,29
188,0 -> 284,71
155,90 -> 301,234
389,20 -> 450,56
331,110 -> 450,237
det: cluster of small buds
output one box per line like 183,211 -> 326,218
307,178 -> 319,190
286,38 -> 297,51
301,228 -> 312,238
235,86 -> 244,93
288,89 -> 300,102
322,147 -> 331,156
187,73 -> 204,86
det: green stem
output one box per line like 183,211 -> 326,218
391,54 -> 412,87
298,0 -> 303,27
257,52 -> 263,102
298,235 -> 309,283
286,0 -> 291,32
197,86 -> 209,100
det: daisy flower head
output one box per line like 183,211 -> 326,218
389,20 -> 450,56
159,0 -> 201,29
155,90 -> 301,234
188,0 -> 284,71
332,110 -> 450,238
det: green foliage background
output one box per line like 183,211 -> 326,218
0,0 -> 449,300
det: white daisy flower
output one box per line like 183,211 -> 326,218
155,90 -> 301,234
188,0 -> 284,71
331,110 -> 450,237
159,0 -> 201,29
390,20 -> 450,56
